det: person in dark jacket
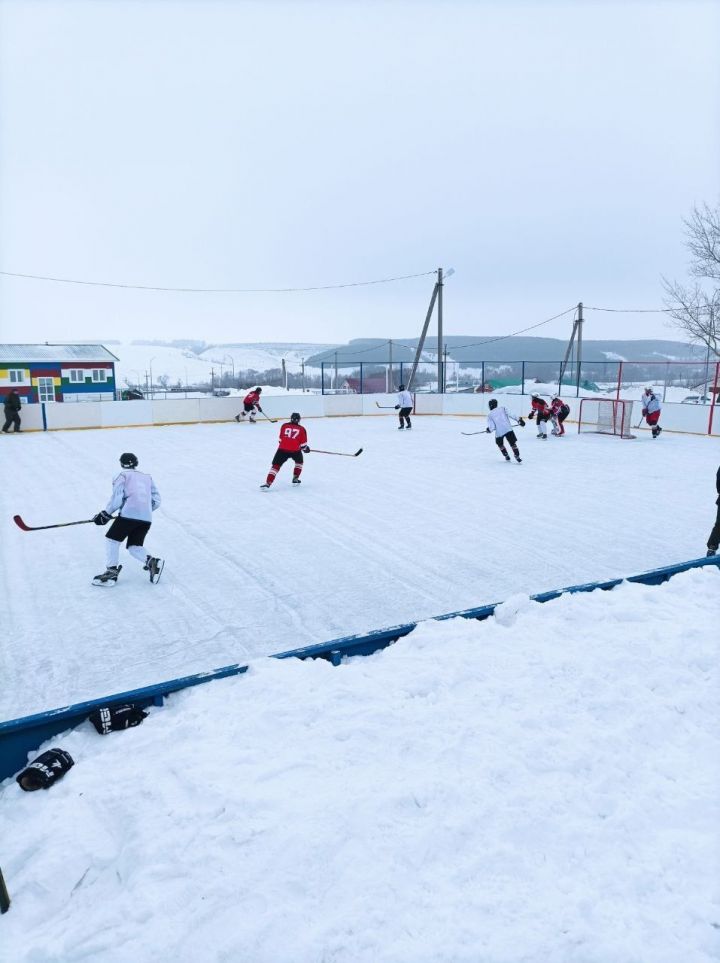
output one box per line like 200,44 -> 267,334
706,466 -> 720,557
2,389 -> 22,433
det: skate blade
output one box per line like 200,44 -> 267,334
150,560 -> 165,584
92,579 -> 117,587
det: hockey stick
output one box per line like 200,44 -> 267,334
375,402 -> 397,409
310,448 -> 363,457
461,430 -> 486,436
13,514 -> 112,532
259,410 -> 277,424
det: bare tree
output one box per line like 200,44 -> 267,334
663,202 -> 720,357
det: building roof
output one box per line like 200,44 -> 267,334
0,344 -> 119,363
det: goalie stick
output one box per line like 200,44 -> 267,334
13,514 -> 113,532
310,448 -> 363,457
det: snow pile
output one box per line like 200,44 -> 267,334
2,568 -> 718,963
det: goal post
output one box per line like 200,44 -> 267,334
578,398 -> 636,439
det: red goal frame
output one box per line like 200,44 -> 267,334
578,398 -> 636,439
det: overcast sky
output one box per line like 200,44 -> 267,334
1,0 -> 718,347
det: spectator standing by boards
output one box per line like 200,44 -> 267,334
2,389 -> 22,433
706,465 -> 720,557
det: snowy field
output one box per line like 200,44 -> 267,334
1,414 -> 718,720
1,567 -> 718,962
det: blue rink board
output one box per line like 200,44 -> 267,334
1,556 -> 718,783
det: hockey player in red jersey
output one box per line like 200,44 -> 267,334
549,397 -> 570,436
235,387 -> 263,423
528,395 -> 551,438
260,413 -> 310,489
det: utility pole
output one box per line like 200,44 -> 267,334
388,339 -> 393,391
334,351 -> 338,391
437,267 -> 444,393
282,358 -> 287,390
576,301 -> 583,396
301,358 -> 305,393
211,368 -> 215,392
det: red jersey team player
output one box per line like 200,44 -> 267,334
528,394 -> 551,438
235,387 -> 263,423
260,412 -> 310,489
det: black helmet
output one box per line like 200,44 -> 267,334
398,384 -> 405,391
290,412 -> 301,423
255,386 -> 262,392
488,398 -> 498,410
120,452 -> 138,469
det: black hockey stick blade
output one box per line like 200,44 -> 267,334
14,515 -> 97,532
461,431 -> 485,436
311,448 -> 363,457
375,402 -> 396,409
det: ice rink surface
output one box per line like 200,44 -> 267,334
1,413 -> 717,718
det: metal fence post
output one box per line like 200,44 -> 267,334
321,363 -> 325,395
400,362 -> 404,387
360,363 -> 364,394
521,361 -> 525,395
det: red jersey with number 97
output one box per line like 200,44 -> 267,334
278,422 -> 308,451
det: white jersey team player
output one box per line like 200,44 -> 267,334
92,452 -> 163,585
485,398 -> 523,463
395,384 -> 413,430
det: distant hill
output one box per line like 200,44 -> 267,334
305,337 -> 704,366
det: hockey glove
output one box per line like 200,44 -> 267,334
16,748 -> 74,791
519,417 -> 526,427
93,510 -> 112,526
302,445 -> 310,453
528,411 -> 535,420
89,704 -> 148,735
394,405 -> 400,410
257,406 -> 263,412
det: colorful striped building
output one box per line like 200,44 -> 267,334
0,344 -> 118,403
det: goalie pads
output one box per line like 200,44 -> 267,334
16,748 -> 74,791
88,704 -> 148,735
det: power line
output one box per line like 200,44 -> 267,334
0,268 -> 436,293
585,305 -> 671,313
443,306 -> 577,352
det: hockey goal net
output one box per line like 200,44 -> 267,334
578,398 -> 636,438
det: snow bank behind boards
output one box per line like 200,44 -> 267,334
1,567 -> 719,963
14,391 -> 720,434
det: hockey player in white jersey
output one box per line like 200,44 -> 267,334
486,398 -> 524,463
395,384 -> 413,430
92,453 -> 163,585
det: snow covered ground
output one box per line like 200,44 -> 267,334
1,567 -> 718,962
1,415 -> 718,720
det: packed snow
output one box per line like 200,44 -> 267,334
2,415 -> 718,720
1,566 -> 718,962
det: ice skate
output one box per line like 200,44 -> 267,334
398,425 -> 404,430
292,476 -> 301,484
260,483 -> 270,490
515,455 -> 522,463
92,565 -> 122,586
707,548 -> 717,557
144,556 -> 164,584
502,452 -> 511,462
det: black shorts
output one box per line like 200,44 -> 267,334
244,402 -> 256,413
106,517 -> 151,546
399,407 -> 413,417
272,448 -> 303,467
496,430 -> 517,446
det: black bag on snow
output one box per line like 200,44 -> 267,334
16,748 -> 74,791
88,704 -> 148,735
